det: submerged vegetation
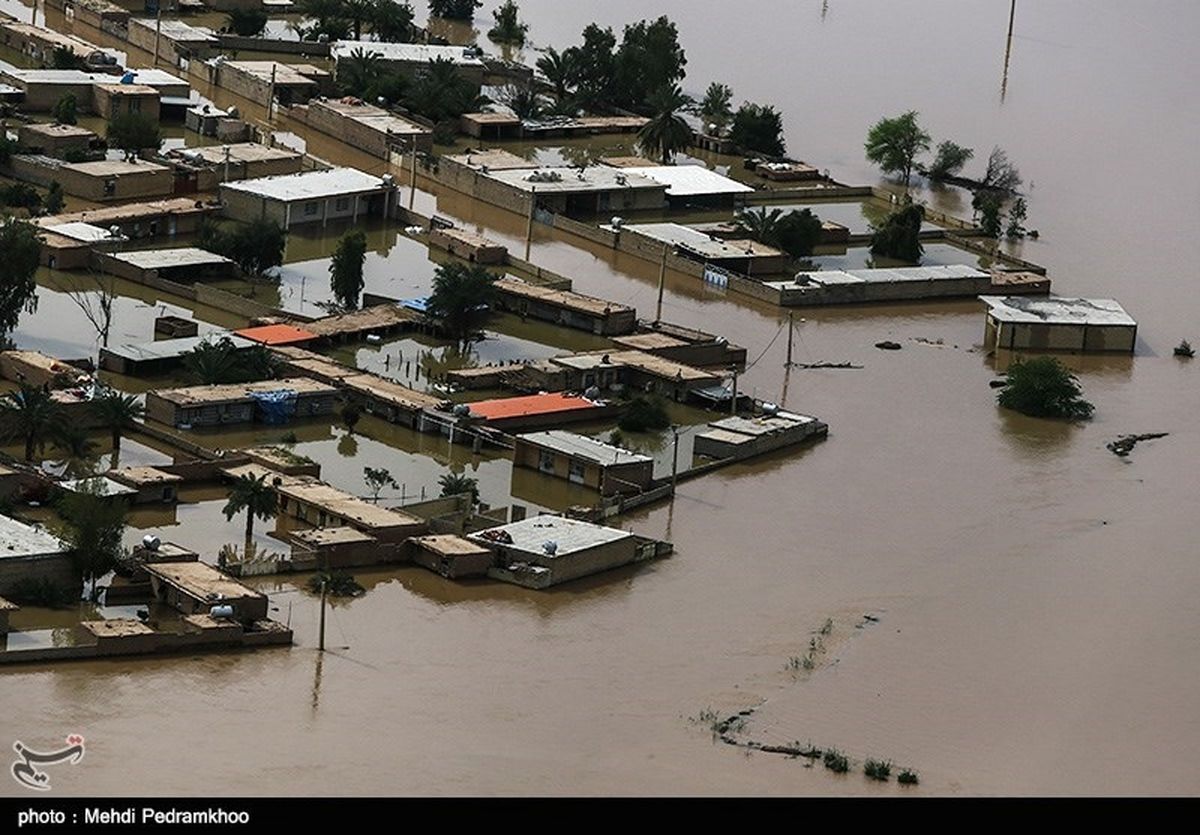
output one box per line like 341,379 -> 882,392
997,357 -> 1095,420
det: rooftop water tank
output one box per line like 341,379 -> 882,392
142,534 -> 161,551
209,605 -> 234,619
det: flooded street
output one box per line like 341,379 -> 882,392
3,0 -> 1199,796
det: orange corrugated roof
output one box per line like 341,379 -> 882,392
234,324 -> 318,346
468,392 -> 600,421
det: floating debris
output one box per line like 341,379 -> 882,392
989,378 -> 1007,389
1107,432 -> 1169,457
875,341 -> 902,351
793,361 -> 864,370
1174,339 -> 1194,358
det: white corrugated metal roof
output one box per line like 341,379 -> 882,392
45,222 -> 113,243
485,166 -> 663,194
789,264 -> 987,287
980,296 -> 1137,327
331,41 -> 485,67
0,514 -> 68,559
613,222 -> 783,259
109,247 -> 233,270
220,167 -> 386,202
106,333 -> 255,362
613,164 -> 754,197
519,430 -> 652,467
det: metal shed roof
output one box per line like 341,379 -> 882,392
517,430 -> 652,467
220,167 -> 386,202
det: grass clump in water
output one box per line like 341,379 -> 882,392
898,769 -> 919,786
864,759 -> 892,781
823,748 -> 850,774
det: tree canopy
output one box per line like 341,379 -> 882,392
426,262 -> 499,349
699,82 -> 733,134
925,140 -> 973,182
223,472 -> 278,555
998,357 -> 1094,420
0,219 -> 42,339
0,382 -> 64,461
428,0 -> 480,21
865,111 -> 931,189
734,206 -> 823,259
182,336 -> 278,385
58,477 -> 128,599
870,204 -> 925,263
613,16 -> 687,112
488,0 -> 527,45
438,472 -> 478,502
107,112 -> 162,162
329,229 -> 367,310
200,218 -> 287,278
637,84 -> 693,163
730,102 -> 785,157
226,8 -> 267,36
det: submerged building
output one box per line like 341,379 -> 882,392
980,296 -> 1137,353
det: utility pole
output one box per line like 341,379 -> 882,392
223,145 -> 230,183
670,425 -> 680,492
408,141 -> 417,210
785,312 -> 794,367
1001,0 -> 1017,102
268,63 -> 277,123
317,573 -> 327,652
655,244 -> 668,324
524,186 -> 536,260
729,368 -> 739,416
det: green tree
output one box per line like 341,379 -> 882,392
329,229 -> 367,310
870,204 -> 925,263
51,47 -> 85,70
371,0 -> 415,42
50,422 -> 98,478
998,357 -> 1094,420
202,218 -> 287,278
925,140 -> 973,182
864,111 -> 931,189
774,209 -> 824,259
341,401 -> 362,433
618,395 -> 669,432
226,8 -> 268,36
438,472 -> 478,502
107,112 -> 162,162
698,82 -> 733,134
536,46 -> 577,104
733,206 -> 782,244
637,84 -> 693,163
44,181 -> 65,215
0,133 -> 16,165
406,57 -> 487,122
564,24 -> 617,111
730,102 -> 785,156
57,477 -> 128,599
363,466 -> 396,502
0,219 -> 42,339
53,93 -> 78,126
294,0 -> 353,40
978,192 -> 1004,238
223,472 -> 278,556
488,0 -> 527,45
0,383 -> 65,461
499,82 -> 544,120
426,262 -> 499,349
428,0 -> 480,20
0,182 -> 43,211
613,16 -> 687,111
1006,196 -> 1028,239
978,146 -> 1022,195
89,388 -> 144,455
180,335 -> 277,385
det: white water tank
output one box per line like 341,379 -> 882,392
209,605 -> 235,619
142,534 -> 161,551
542,541 -> 558,556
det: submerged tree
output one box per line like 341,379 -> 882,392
637,84 -> 693,163
535,47 -> 577,105
226,8 -> 268,36
613,16 -> 688,112
438,472 -> 478,502
978,146 -> 1023,195
58,478 -> 128,600
1006,196 -> 1028,239
488,0 -> 527,45
730,102 -> 785,157
201,218 -> 287,278
53,93 -> 78,126
107,112 -> 162,162
0,383 -> 65,461
864,111 -> 931,190
57,271 -> 117,352
563,24 -> 617,111
978,192 -> 1004,239
774,208 -> 824,259
870,204 -> 925,263
89,388 -> 144,456
998,357 -> 1094,420
329,229 -> 367,311
407,56 -> 488,122
44,181 -> 65,214
223,473 -> 278,556
733,206 -> 782,244
428,0 -> 481,21
499,82 -> 545,120
363,466 -> 396,503
925,140 -> 974,182
0,219 -> 42,340
426,262 -> 499,349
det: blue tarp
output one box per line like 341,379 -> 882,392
249,389 -> 299,425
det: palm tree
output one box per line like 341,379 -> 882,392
733,206 -> 783,245
535,47 -> 576,104
637,84 -> 693,164
50,422 -> 98,479
438,472 -> 478,503
222,473 -> 278,556
89,388 -> 144,455
0,383 -> 65,461
338,48 -> 385,98
500,82 -> 543,120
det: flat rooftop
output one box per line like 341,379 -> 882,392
107,247 -> 232,271
467,392 -> 604,421
518,430 -> 652,467
608,164 -> 755,197
130,18 -> 217,43
64,159 -> 171,177
709,414 -> 819,437
36,197 -> 212,228
221,60 -> 326,86
144,560 -> 265,602
41,221 -> 112,243
1,67 -> 187,90
179,143 -> 301,166
96,83 -> 158,96
151,377 -> 336,406
411,534 -> 491,557
785,264 -> 988,288
470,515 -> 631,557
104,333 -> 256,363
342,373 -> 445,411
272,346 -> 364,382
0,514 -> 68,559
234,323 -> 318,346
292,526 -> 376,547
21,122 -> 96,138
555,350 -> 717,383
108,466 -> 183,486
81,619 -> 156,639
221,167 -> 385,203
980,296 -> 1137,327
494,277 -> 631,317
447,148 -> 536,171
276,479 -> 424,530
483,165 -> 665,195
614,222 -> 784,260
304,303 -> 419,337
610,332 -> 688,351
311,98 -> 429,135
331,41 -> 485,67
59,476 -> 137,497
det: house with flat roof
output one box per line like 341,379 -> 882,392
128,18 -> 218,64
274,478 -> 426,544
233,323 -> 318,347
36,197 -> 216,243
601,162 -> 754,208
271,345 -> 367,386
16,123 -> 98,158
514,430 -> 654,496
144,561 -> 268,621
107,467 -> 183,504
8,156 -> 174,201
609,222 -> 788,274
981,296 -> 1137,353
341,373 -> 445,428
99,332 -> 257,376
64,0 -> 130,30
0,20 -> 117,69
477,164 -> 667,215
95,247 -> 236,283
0,515 -> 74,597
409,534 -> 493,579
493,277 -> 636,335
331,41 -> 485,88
428,225 -> 507,264
300,97 -> 432,158
145,377 -> 339,428
549,350 -> 720,401
170,142 -> 304,191
205,60 -> 330,107
219,167 -> 393,227
693,413 -> 828,461
0,65 -> 189,112
465,392 -> 615,431
470,515 -> 657,589
763,265 -> 1049,306
289,526 -> 399,569
93,83 -> 160,122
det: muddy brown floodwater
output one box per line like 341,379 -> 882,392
3,1 -> 1200,796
